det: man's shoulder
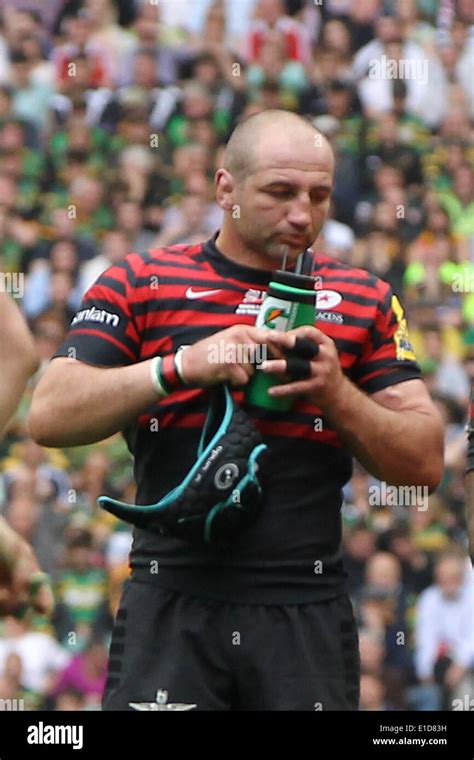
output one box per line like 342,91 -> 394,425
118,241 -> 208,281
313,251 -> 390,300
124,241 -> 205,271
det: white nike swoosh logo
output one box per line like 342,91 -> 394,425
185,287 -> 222,299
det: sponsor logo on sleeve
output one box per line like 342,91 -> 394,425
391,295 -> 417,361
71,306 -> 120,327
315,290 -> 344,324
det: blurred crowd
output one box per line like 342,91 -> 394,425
0,0 -> 473,711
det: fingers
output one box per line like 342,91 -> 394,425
259,329 -> 341,401
186,325 -> 315,389
29,572 -> 55,615
285,337 -> 319,360
285,356 -> 313,381
267,377 -> 316,397
0,575 -> 54,618
268,325 -> 329,348
228,364 -> 253,387
248,328 -> 293,346
260,335 -> 320,382
0,541 -> 54,618
0,584 -> 30,617
259,349 -> 317,395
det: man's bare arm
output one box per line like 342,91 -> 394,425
29,326 -> 290,447
0,293 -> 39,435
29,357 -> 162,447
323,378 -> 444,492
262,327 -> 444,492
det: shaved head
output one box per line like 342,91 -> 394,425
223,110 -> 333,184
215,108 -> 335,267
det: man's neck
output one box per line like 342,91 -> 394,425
214,228 -> 287,272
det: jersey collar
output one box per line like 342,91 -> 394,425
202,232 -> 276,286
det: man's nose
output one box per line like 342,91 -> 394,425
286,197 -> 312,229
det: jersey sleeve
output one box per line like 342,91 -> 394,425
54,260 -> 141,367
351,280 -> 421,394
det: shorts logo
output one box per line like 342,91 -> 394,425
315,290 -> 342,310
129,689 -> 197,711
71,306 -> 120,327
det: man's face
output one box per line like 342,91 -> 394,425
70,547 -> 91,573
259,0 -> 284,26
103,232 -> 129,263
454,167 -> 473,202
376,16 -> 401,43
133,54 -> 156,88
436,560 -> 463,599
327,89 -> 351,119
223,132 -> 333,262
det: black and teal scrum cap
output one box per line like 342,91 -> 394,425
98,385 -> 268,546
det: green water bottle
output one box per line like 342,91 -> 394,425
245,256 -> 317,412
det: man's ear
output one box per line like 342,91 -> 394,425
215,169 -> 235,211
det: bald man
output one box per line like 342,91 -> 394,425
30,110 -> 443,710
0,293 -> 53,616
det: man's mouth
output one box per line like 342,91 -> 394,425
279,233 -> 308,246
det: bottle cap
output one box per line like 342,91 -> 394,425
271,270 -> 316,290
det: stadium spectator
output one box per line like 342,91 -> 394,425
22,239 -> 83,319
0,615 -> 70,697
415,552 -> 474,710
80,229 -> 130,292
244,0 -> 311,64
53,529 -> 108,649
50,636 -> 107,708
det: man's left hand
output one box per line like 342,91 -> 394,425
261,325 -> 348,410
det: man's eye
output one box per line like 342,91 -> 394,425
311,192 -> 330,203
268,190 -> 291,198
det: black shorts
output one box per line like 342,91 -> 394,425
103,579 -> 360,711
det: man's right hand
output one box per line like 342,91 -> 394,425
180,325 -> 292,388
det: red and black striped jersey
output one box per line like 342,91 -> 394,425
56,233 -> 421,604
